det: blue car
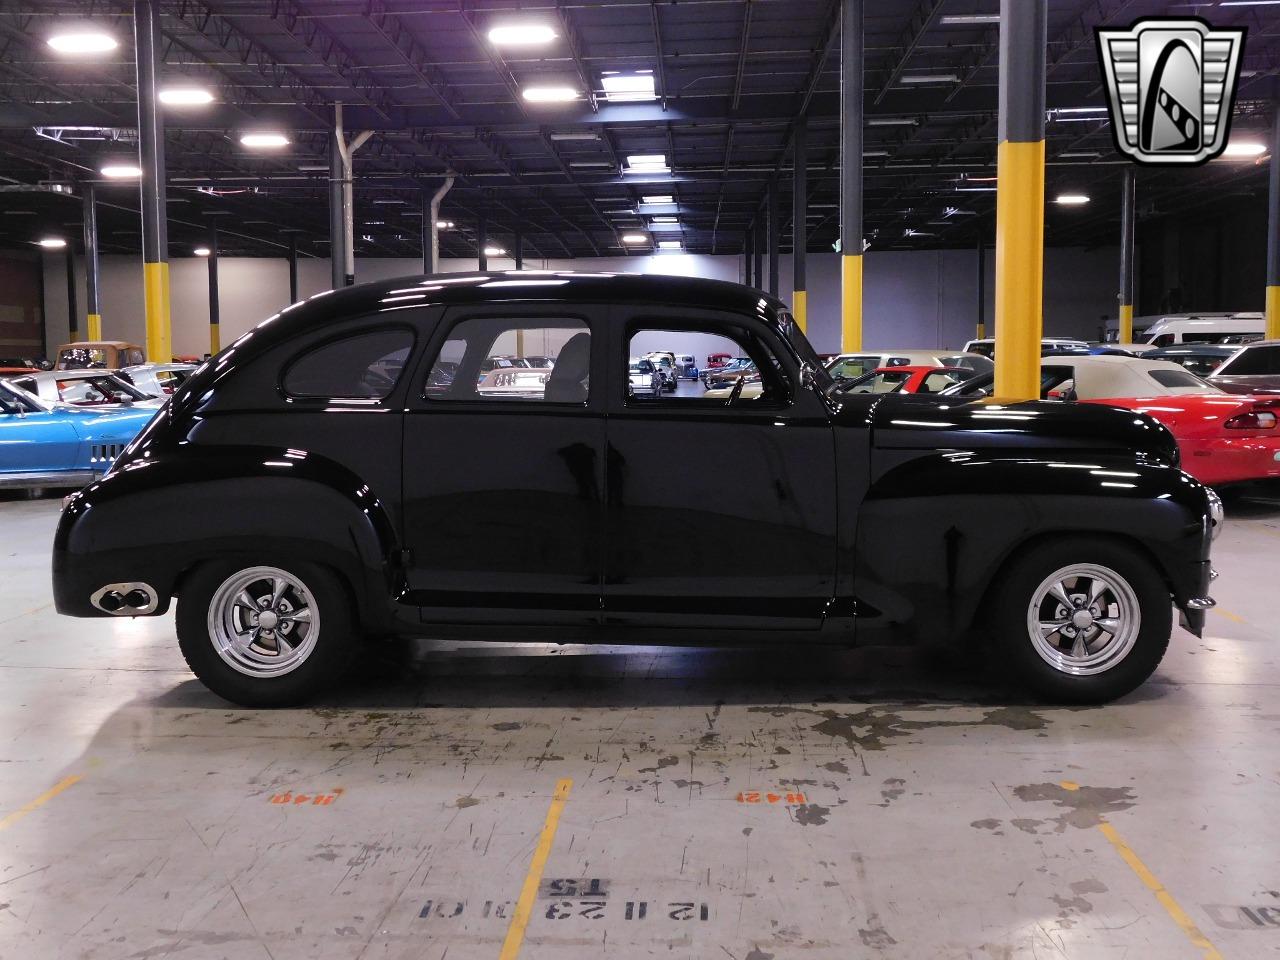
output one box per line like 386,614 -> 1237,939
0,379 -> 155,491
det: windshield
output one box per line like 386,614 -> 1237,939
0,379 -> 49,413
58,374 -> 149,404
1147,369 -> 1222,393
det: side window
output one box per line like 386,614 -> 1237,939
1223,345 -> 1280,376
626,325 -> 788,405
424,317 -> 590,403
919,371 -> 964,393
828,356 -> 880,380
283,328 -> 414,401
126,349 -> 145,366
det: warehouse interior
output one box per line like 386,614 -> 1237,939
3,2 -> 1280,959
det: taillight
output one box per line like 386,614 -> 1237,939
1224,410 -> 1278,430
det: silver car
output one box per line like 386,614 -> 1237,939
120,362 -> 198,397
627,358 -> 663,397
5,370 -> 162,409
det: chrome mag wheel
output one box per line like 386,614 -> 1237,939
207,566 -> 320,678
1026,563 -> 1141,676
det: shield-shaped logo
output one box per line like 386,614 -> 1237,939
1096,17 -> 1245,166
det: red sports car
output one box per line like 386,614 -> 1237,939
1036,357 -> 1279,487
836,365 -> 972,395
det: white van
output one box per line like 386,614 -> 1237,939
1139,313 -> 1264,347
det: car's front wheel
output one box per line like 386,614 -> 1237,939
990,537 -> 1171,703
177,560 -> 353,707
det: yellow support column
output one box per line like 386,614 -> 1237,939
1268,105 -> 1280,340
86,314 -> 102,340
992,0 -> 1047,400
143,262 -> 172,362
792,290 -> 808,332
1119,304 -> 1134,344
839,0 -> 864,353
134,0 -> 172,362
842,254 -> 863,352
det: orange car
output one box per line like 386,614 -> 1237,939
55,340 -> 145,371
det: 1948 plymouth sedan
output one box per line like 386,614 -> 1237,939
52,273 -> 1219,707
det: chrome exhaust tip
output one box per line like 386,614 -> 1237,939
90,582 -> 159,616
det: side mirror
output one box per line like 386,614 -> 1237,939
799,363 -> 816,390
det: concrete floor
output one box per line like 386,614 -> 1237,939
2,491 -> 1280,960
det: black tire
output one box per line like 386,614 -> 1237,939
177,559 -> 354,707
989,537 -> 1171,704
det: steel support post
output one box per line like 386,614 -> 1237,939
82,184 -> 101,340
792,116 -> 808,331
993,0 -> 1047,400
207,221 -> 220,355
976,236 -> 986,340
329,133 -> 344,290
1267,104 -> 1280,340
64,244 -> 79,344
767,180 -> 780,296
1119,168 -> 1136,343
478,211 -> 488,271
840,0 -> 864,351
744,229 -> 754,286
134,0 -> 170,362
288,233 -> 298,304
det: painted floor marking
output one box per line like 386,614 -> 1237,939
1211,607 -> 1247,624
498,777 -> 573,960
0,774 -> 82,832
1060,781 -> 1223,960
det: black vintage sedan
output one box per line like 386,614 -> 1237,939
53,273 -> 1217,707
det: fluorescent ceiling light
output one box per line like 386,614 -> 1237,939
650,216 -> 678,224
1059,151 -> 1101,159
193,247 -> 211,256
1055,193 -> 1091,205
484,246 -> 506,256
868,117 -> 918,127
436,220 -> 454,229
47,29 -> 117,54
1223,142 -> 1266,157
548,131 -> 600,141
899,74 -> 958,84
602,73 -> 657,102
488,24 -> 557,46
297,164 -> 329,171
569,161 -> 614,168
863,150 -> 889,157
940,14 -> 1001,24
522,86 -> 578,103
240,132 -> 290,148
159,87 -> 214,106
99,162 -> 141,178
642,194 -> 673,204
38,238 -> 67,248
625,153 -> 668,173
1220,1 -> 1280,5
621,233 -> 648,244
657,240 -> 682,250
1055,106 -> 1108,115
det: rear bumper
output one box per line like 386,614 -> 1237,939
1182,437 -> 1280,486
1174,560 -> 1215,637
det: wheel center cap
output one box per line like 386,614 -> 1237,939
258,610 -> 280,630
1071,609 -> 1094,630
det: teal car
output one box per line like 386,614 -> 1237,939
0,379 -> 155,492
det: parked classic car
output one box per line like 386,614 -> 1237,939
120,362 -> 198,397
55,340 -> 146,370
645,353 -> 679,392
7,370 -> 162,409
676,354 -> 699,379
0,379 -> 154,491
53,272 -> 1217,708
826,349 -> 992,382
627,357 -> 663,396
942,355 -> 1280,487
1145,344 -> 1239,378
702,357 -> 754,387
959,338 -> 1089,360
837,365 -> 971,395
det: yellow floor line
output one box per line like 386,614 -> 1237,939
0,774 -> 82,832
498,778 -> 573,960
1061,782 -> 1223,960
1211,607 -> 1247,624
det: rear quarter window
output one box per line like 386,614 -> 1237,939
282,328 -> 415,400
1221,345 -> 1280,376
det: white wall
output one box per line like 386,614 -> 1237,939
41,246 -> 1119,359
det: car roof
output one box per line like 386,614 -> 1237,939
58,340 -> 138,349
1043,355 -> 1221,398
1147,344 -> 1240,355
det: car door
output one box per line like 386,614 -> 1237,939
402,303 -> 607,626
0,388 -> 80,475
603,307 -> 838,630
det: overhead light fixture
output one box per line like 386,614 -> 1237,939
657,240 -> 682,250
436,220 -> 455,229
641,194 -> 674,204
38,237 -> 67,249
297,164 -> 329,171
47,27 -> 117,55
863,150 -> 889,157
159,87 -> 215,106
484,246 -> 506,256
602,73 -> 657,103
99,162 -> 142,178
868,117 -> 919,127
1054,106 -> 1108,115
1058,151 -> 1102,159
193,246 -> 211,256
569,161 -> 614,168
522,86 -> 579,103
1223,141 -> 1267,158
548,131 -> 601,141
940,14 -> 1002,24
625,153 -> 669,174
621,233 -> 648,244
1055,193 -> 1091,205
650,216 -> 678,224
488,24 -> 557,46
240,132 -> 290,148
899,74 -> 959,84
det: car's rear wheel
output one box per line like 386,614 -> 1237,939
177,560 -> 353,707
990,537 -> 1171,703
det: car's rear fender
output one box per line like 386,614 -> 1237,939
52,449 -> 400,628
851,451 -> 1212,644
